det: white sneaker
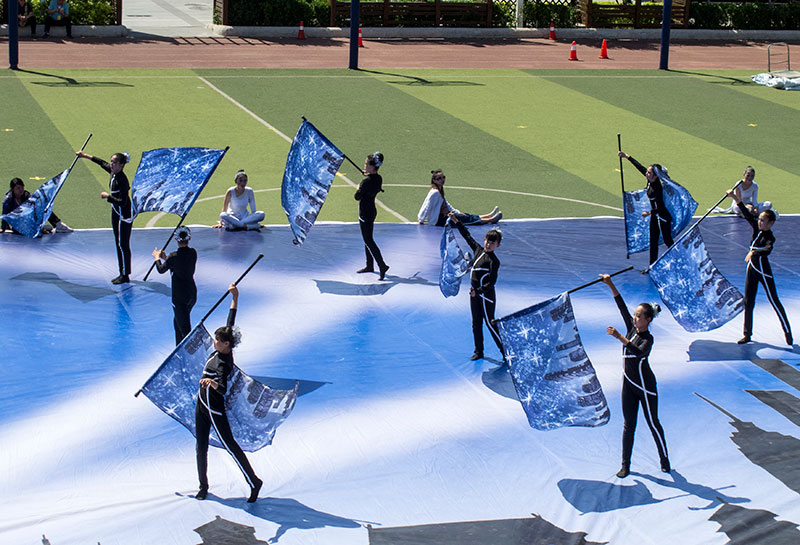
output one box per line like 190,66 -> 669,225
41,224 -> 54,234
55,221 -> 73,233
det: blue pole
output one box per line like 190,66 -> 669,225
659,0 -> 673,70
349,0 -> 360,69
9,0 -> 20,69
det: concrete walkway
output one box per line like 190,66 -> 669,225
122,0 -> 213,37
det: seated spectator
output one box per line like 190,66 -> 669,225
213,170 -> 265,231
17,0 -> 37,36
2,177 -> 73,234
418,169 -> 501,226
712,166 -> 771,216
44,0 -> 71,39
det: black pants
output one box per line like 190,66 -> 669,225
44,15 -> 71,37
19,16 -> 37,35
649,214 -> 673,264
470,291 -> 505,357
359,219 -> 387,270
195,387 -> 259,491
743,260 -> 792,338
173,297 -> 196,345
621,377 -> 668,466
112,211 -> 132,276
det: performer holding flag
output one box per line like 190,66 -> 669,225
76,150 -> 132,284
152,226 -> 197,345
195,283 -> 263,502
727,188 -> 793,346
355,152 -> 390,280
600,273 -> 670,478
619,150 -> 673,264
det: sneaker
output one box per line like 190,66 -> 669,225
469,352 -> 484,361
41,224 -> 54,234
55,221 -> 73,233
737,335 -> 751,345
248,478 -> 263,503
356,266 -> 374,274
491,212 -> 503,224
616,464 -> 630,478
195,487 -> 208,500
111,275 -> 130,285
379,264 -> 390,281
489,206 -> 499,216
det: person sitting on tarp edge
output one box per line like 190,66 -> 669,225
2,178 -> 73,234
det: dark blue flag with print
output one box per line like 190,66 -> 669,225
649,226 -> 744,332
281,120 -> 345,245
623,166 -> 698,256
439,222 -> 472,297
495,293 -> 610,431
1,169 -> 69,238
131,147 -> 227,218
140,324 -> 298,452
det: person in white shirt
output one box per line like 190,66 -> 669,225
214,170 -> 265,231
417,170 -> 501,226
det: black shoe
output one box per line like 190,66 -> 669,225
378,264 -> 390,280
111,275 -> 130,285
787,333 -> 794,345
616,464 -> 630,478
737,335 -> 751,344
248,478 -> 262,503
469,352 -> 483,361
660,458 -> 671,473
356,266 -> 374,274
195,487 -> 208,500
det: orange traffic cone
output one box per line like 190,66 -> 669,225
358,28 -> 364,47
599,39 -> 609,59
297,20 -> 306,40
548,22 -> 556,40
568,41 -> 578,61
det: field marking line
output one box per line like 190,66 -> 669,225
196,75 -> 409,223
1,74 -> 725,81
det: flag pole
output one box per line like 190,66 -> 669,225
618,134 -> 630,259
198,253 -> 264,325
644,180 -> 744,273
566,265 -> 634,295
141,146 -> 230,281
135,252 -> 264,398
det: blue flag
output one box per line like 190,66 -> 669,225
131,147 -> 227,218
140,324 -> 298,452
439,222 -> 471,297
1,169 -> 69,238
496,293 -> 610,431
281,120 -> 345,245
623,167 -> 698,256
649,226 -> 744,332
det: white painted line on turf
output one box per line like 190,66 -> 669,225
196,75 -> 409,223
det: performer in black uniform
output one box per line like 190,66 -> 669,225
451,213 -> 506,363
76,150 -> 132,284
153,226 -> 197,345
600,274 -> 670,478
355,152 -> 390,280
726,189 -> 793,345
618,151 -> 673,264
195,284 -> 263,502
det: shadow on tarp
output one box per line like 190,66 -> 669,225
314,272 -> 436,296
366,513 -> 606,545
481,363 -> 518,400
11,271 -> 118,303
688,339 -> 800,362
204,495 -> 366,543
557,477 -> 685,514
633,470 -> 749,511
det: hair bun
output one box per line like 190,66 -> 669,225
372,152 -> 383,167
122,152 -> 130,164
651,302 -> 661,317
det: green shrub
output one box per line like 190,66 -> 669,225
523,1 -> 578,28
228,0 -> 330,26
689,2 -> 800,30
492,1 -> 515,27
33,0 -> 114,25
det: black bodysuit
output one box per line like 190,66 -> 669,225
354,173 -> 388,271
737,202 -> 792,341
614,294 -> 668,468
91,157 -> 132,276
195,308 -> 260,493
156,246 -> 197,344
626,156 -> 673,264
455,222 -> 505,359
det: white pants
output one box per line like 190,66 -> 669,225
220,211 -> 265,230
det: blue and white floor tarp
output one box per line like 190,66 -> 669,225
1,217 -> 799,544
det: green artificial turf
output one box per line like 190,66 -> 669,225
2,68 -> 798,230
